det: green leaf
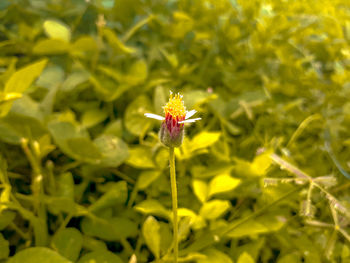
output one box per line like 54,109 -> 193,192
56,172 -> 75,200
82,236 -> 107,252
153,86 -> 167,115
190,132 -> 221,152
1,59 -> 48,117
36,66 -> 65,89
191,164 -> 234,179
0,120 -> 22,144
158,222 -> 173,254
234,150 -> 273,177
43,19 -> 71,42
0,210 -> 16,230
142,216 -> 161,259
32,39 -> 70,54
77,250 -> 123,263
89,181 -> 127,213
81,216 -> 137,241
124,60 -> 148,86
47,172 -> 76,214
197,248 -> 232,263
7,247 -> 72,263
208,174 -> 241,197
250,150 -> 273,176
126,146 -> 155,168
66,137 -> 102,163
46,196 -> 76,215
237,252 -> 255,263
177,132 -> 221,159
0,112 -> 47,144
94,135 -> 129,167
81,108 -> 108,128
5,59 -> 48,94
178,208 -> 206,230
183,90 -> 213,109
70,36 -> 98,56
134,199 -> 170,219
192,179 -> 208,203
90,72 -> 136,101
124,95 -> 153,136
277,253 -> 300,263
51,228 -> 83,261
48,121 -> 101,163
226,215 -> 286,238
102,27 -> 136,54
0,233 -> 9,260
137,170 -> 161,190
169,11 -> 194,39
61,71 -> 90,92
199,200 -> 230,220
104,119 -> 123,137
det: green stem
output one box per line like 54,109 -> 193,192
169,147 -> 178,263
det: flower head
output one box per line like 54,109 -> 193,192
145,91 -> 201,147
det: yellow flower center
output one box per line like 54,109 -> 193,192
163,93 -> 186,119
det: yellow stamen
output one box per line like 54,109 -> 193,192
163,93 -> 186,119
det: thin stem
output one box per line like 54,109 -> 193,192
169,147 -> 178,263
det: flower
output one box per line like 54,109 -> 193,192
145,92 -> 201,147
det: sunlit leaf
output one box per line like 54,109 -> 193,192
135,199 -> 170,219
192,179 -> 208,203
43,19 -> 71,42
208,174 -> 241,197
237,252 -> 254,263
199,200 -> 230,220
197,248 -> 232,263
102,28 -> 136,54
142,216 -> 160,259
126,146 -> 155,168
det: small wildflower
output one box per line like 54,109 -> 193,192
145,91 -> 201,147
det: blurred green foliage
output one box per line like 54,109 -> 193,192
1,0 -> 350,262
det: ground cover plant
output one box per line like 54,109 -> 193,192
1,0 -> 350,262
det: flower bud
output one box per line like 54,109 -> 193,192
159,119 -> 184,147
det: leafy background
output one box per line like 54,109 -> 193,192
0,0 -> 350,262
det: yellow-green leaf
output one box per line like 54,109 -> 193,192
5,59 -> 48,93
43,19 -> 71,42
190,132 -> 221,152
1,59 -> 48,117
237,252 -> 255,263
102,28 -> 136,54
33,39 -> 70,55
126,146 -> 155,168
199,200 -> 230,220
142,216 -> 161,259
192,179 -> 208,203
197,248 -> 232,263
208,174 -> 241,197
134,200 -> 170,219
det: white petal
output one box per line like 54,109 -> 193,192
144,113 -> 165,120
185,109 -> 197,119
178,118 -> 201,123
